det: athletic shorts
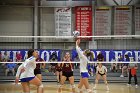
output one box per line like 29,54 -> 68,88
20,77 -> 35,82
34,69 -> 41,75
98,72 -> 105,76
56,70 -> 62,72
62,71 -> 73,78
81,72 -> 90,78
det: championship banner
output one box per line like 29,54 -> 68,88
114,6 -> 132,39
95,6 -> 111,39
75,6 -> 92,40
55,7 -> 71,36
135,6 -> 140,36
0,49 -> 61,62
72,49 -> 140,62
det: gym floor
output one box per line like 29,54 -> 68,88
0,82 -> 139,93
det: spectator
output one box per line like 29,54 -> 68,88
49,52 -> 58,73
5,59 -> 16,76
118,55 -> 124,69
2,58 -> 7,67
127,57 -> 138,88
120,54 -> 129,77
16,51 -> 22,62
110,58 -> 117,72
97,51 -> 104,61
2,51 -> 10,62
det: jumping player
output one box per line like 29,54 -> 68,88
76,39 -> 92,93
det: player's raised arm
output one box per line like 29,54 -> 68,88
76,38 -> 81,47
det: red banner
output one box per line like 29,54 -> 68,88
75,6 -> 92,40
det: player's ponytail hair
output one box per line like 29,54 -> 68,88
27,49 -> 35,58
90,52 -> 94,61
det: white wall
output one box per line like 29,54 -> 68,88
0,7 -> 33,36
0,6 -> 33,49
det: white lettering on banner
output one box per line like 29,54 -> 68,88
114,51 -> 123,59
96,51 -> 101,56
24,51 -> 28,60
41,51 -> 50,62
134,51 -> 140,61
12,51 -> 18,61
105,51 -> 110,62
81,7 -> 89,11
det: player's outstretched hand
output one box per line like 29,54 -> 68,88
76,38 -> 81,46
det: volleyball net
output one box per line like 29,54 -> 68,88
0,35 -> 140,64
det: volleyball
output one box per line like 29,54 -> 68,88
73,30 -> 80,37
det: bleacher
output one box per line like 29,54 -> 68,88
0,63 -> 140,83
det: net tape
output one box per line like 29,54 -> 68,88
0,35 -> 140,38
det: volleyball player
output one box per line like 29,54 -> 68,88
93,63 -> 109,91
15,49 -> 43,93
34,52 -> 45,81
76,39 -> 92,93
58,52 -> 75,93
55,63 -> 62,83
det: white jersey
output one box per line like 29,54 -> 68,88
16,56 -> 36,79
96,65 -> 107,74
76,46 -> 89,73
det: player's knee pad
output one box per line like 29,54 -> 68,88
104,81 -> 108,84
39,84 -> 44,88
58,84 -> 63,88
87,89 -> 92,93
71,84 -> 75,88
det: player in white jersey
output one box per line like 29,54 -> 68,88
15,49 -> 43,93
76,39 -> 92,93
93,63 -> 109,91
